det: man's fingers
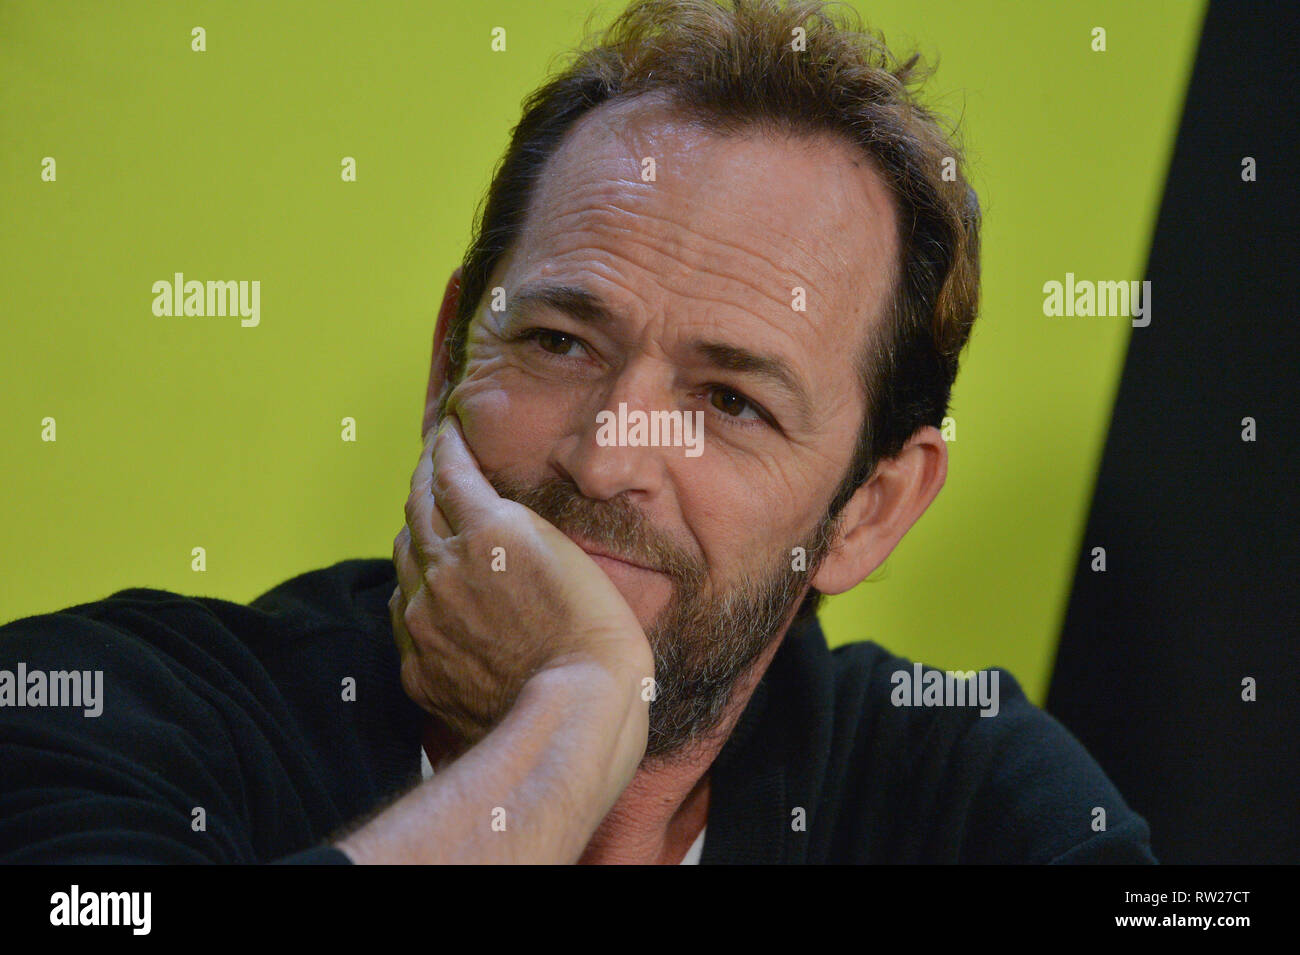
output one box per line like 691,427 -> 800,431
388,586 -> 414,657
392,525 -> 425,602
406,430 -> 454,552
430,414 -> 499,533
410,425 -> 439,495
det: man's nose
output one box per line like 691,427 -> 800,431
549,370 -> 674,502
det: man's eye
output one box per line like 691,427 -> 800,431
709,387 -> 761,420
525,329 -> 582,356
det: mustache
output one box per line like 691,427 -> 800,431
486,473 -> 706,591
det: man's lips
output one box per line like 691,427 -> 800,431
571,537 -> 661,574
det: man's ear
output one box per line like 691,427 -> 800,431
810,425 -> 949,595
421,266 -> 464,440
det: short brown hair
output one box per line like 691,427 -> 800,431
446,0 -> 982,610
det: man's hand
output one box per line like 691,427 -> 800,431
336,415 -> 654,863
390,414 -> 653,746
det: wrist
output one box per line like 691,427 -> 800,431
520,654 -> 650,778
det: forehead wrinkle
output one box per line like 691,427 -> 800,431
536,99 -> 896,308
540,200 -> 842,330
544,181 -> 848,318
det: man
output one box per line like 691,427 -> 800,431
0,0 -> 1154,864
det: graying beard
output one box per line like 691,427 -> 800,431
640,554 -> 813,762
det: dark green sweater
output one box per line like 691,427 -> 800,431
0,559 -> 1155,864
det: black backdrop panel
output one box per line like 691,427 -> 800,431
1046,0 -> 1299,865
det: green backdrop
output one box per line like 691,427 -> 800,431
0,0 -> 1205,704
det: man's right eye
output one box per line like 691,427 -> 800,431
520,328 -> 583,357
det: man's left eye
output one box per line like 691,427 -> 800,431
709,387 -> 761,420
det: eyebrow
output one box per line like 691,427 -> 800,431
507,283 -> 616,328
691,340 -> 813,425
506,282 -> 814,425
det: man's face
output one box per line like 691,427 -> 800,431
440,94 -> 899,759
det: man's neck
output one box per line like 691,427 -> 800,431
422,623 -> 793,865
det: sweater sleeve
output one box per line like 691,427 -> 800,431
0,601 -> 344,864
